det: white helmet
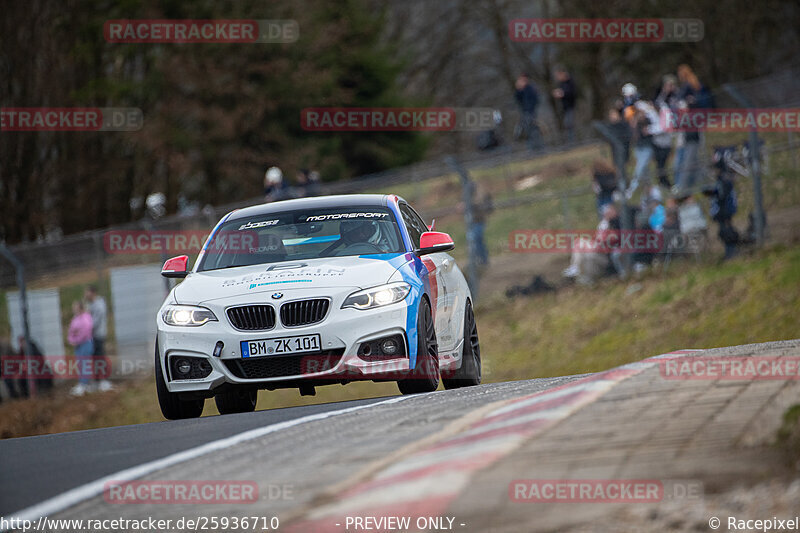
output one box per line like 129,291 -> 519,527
145,192 -> 166,210
265,166 -> 283,185
621,83 -> 638,98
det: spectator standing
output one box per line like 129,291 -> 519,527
652,74 -> 679,187
514,73 -> 542,150
68,301 -> 94,397
85,286 -> 112,392
620,84 -> 645,197
552,66 -> 577,143
674,65 -> 712,194
606,105 -> 632,183
655,74 -> 680,111
624,89 -> 662,200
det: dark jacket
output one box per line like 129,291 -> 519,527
558,78 -> 577,111
594,171 -> 618,193
515,83 -> 539,114
710,174 -> 736,222
678,84 -> 713,143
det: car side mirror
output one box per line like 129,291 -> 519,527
416,231 -> 455,256
161,255 -> 189,278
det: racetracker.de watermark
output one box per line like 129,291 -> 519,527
0,355 -> 112,380
510,229 -> 664,254
103,230 -> 265,255
103,480 -> 262,504
660,356 -> 800,381
104,19 -> 298,43
661,108 -> 800,132
0,355 -> 163,380
509,479 -> 703,503
509,18 -> 703,42
301,107 -> 496,132
1,108 -> 143,132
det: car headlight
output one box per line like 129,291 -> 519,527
342,282 -> 411,310
162,305 -> 217,326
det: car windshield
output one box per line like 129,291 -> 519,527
197,206 -> 404,271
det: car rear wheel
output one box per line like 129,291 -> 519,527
397,297 -> 439,394
442,300 -> 481,389
155,341 -> 204,420
215,389 -> 258,414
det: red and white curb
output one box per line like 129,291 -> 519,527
287,350 -> 701,532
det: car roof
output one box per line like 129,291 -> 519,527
226,194 -> 403,221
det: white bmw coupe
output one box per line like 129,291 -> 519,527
155,194 -> 481,419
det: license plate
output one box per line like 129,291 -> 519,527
241,334 -> 322,358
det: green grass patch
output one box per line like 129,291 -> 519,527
477,245 -> 800,381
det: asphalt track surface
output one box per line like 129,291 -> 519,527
0,397 -> 388,517
0,377 -> 579,522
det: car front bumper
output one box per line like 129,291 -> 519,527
157,295 -> 415,395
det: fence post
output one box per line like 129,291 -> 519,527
721,84 -> 766,247
0,243 -> 34,396
445,156 -> 480,300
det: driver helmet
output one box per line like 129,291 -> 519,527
339,219 -> 378,244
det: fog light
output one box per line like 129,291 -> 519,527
381,339 -> 399,355
175,359 -> 192,375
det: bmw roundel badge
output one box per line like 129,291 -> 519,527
271,292 -> 283,300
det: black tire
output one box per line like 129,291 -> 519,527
215,389 -> 258,414
155,342 -> 204,420
443,300 -> 481,389
397,297 -> 439,394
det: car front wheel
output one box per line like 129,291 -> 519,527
397,297 -> 439,394
442,300 -> 481,389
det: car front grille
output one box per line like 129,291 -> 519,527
223,349 -> 345,379
226,305 -> 276,331
280,298 -> 330,327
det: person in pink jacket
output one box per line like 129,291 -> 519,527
67,300 -> 94,396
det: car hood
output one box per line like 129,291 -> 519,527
174,253 -> 414,304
